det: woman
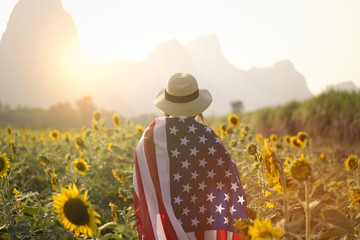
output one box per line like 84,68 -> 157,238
133,73 -> 248,240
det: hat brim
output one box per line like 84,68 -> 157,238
153,88 -> 212,117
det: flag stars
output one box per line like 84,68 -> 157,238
188,124 -> 197,133
181,160 -> 191,169
208,146 -> 217,155
173,172 -> 182,182
238,195 -> 245,205
207,216 -> 215,225
198,181 -> 206,191
205,126 -> 212,133
190,194 -> 198,203
229,205 -> 237,215
180,136 -> 190,146
178,116 -> 187,123
224,216 -> 229,225
173,196 -> 182,205
207,169 -> 216,179
224,193 -> 230,202
169,126 -> 179,135
171,148 -> 180,158
191,170 -> 199,180
216,181 -> 225,190
217,158 -> 225,167
191,217 -> 199,227
207,193 -> 216,202
225,169 -> 232,178
199,158 -> 208,167
190,147 -> 199,156
215,137 -> 222,144
199,135 -> 208,144
182,207 -> 190,216
199,204 -> 206,214
231,182 -> 239,192
215,203 -> 225,214
183,183 -> 192,193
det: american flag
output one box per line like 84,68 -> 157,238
133,116 -> 248,240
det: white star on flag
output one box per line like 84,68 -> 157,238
171,148 -> 180,158
208,146 -> 217,155
216,181 -> 225,190
199,158 -> 207,167
224,217 -> 229,225
183,183 -> 191,193
188,124 -> 197,133
191,217 -> 200,227
174,196 -> 182,205
169,126 -> 179,135
225,169 -> 232,178
191,170 -> 199,180
207,192 -> 216,202
191,194 -> 198,203
238,195 -> 245,205
215,203 -> 225,214
181,160 -> 191,169
173,172 -> 181,182
207,169 -> 216,179
190,147 -> 199,156
180,136 -> 190,146
231,182 -> 239,191
207,216 -> 215,225
224,193 -> 230,202
199,204 -> 206,214
229,205 -> 237,215
198,181 -> 206,190
217,157 -> 225,167
199,135 -> 208,144
182,207 -> 190,216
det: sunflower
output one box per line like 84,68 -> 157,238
53,183 -> 101,237
284,135 -> 291,145
265,191 -> 275,209
51,173 -> 58,191
109,202 -> 119,223
247,143 -> 257,156
0,152 -> 10,178
135,124 -> 145,134
349,188 -> 360,209
73,135 -> 85,151
37,155 -> 50,167
255,133 -> 263,143
38,135 -> 45,144
7,125 -> 11,137
118,188 -> 127,201
93,111 -> 100,121
49,130 -> 60,140
107,142 -> 114,151
62,132 -> 71,143
13,188 -> 20,198
112,170 -> 125,186
289,153 -> 311,182
290,137 -> 304,149
91,120 -> 99,131
297,131 -> 310,142
112,113 -> 121,128
248,218 -> 284,240
73,158 -> 89,175
226,127 -> 234,135
227,113 -> 240,128
269,134 -> 278,143
345,154 -> 358,171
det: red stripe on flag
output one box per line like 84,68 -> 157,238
134,155 -> 155,240
217,230 -> 227,240
232,232 -> 243,240
194,231 -> 205,240
143,121 -> 178,239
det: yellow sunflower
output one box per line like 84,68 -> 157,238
73,135 -> 85,151
247,143 -> 257,156
248,218 -> 284,240
135,124 -> 145,134
62,132 -> 71,143
284,135 -> 291,145
37,155 -> 50,167
290,137 -> 304,149
53,183 -> 101,237
289,153 -> 311,182
51,173 -> 58,191
320,152 -> 326,160
109,202 -> 119,223
345,154 -> 358,171
227,113 -> 240,128
49,130 -> 60,140
73,158 -> 89,175
107,142 -> 114,151
112,170 -> 125,186
7,125 -> 11,137
269,134 -> 278,143
91,120 -> 99,131
93,111 -> 100,121
297,131 -> 310,143
349,188 -> 360,209
112,113 -> 121,128
0,152 -> 10,178
255,133 -> 263,143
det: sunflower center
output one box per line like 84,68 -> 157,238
64,198 -> 90,226
230,117 -> 238,125
349,159 -> 357,169
0,157 -> 5,171
76,162 -> 86,171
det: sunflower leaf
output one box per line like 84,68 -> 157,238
321,209 -> 354,233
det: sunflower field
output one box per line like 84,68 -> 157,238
1,111 -> 360,239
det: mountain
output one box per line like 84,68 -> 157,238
0,0 -> 313,117
325,81 -> 359,92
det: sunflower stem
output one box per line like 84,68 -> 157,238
280,163 -> 289,231
305,179 -> 311,240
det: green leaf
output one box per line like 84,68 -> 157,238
321,208 -> 355,233
21,206 -> 39,216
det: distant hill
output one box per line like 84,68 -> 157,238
0,0 -> 313,117
324,81 -> 359,92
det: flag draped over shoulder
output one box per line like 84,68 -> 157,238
133,116 -> 248,240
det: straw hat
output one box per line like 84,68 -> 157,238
154,73 -> 212,117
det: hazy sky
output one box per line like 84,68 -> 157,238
1,0 -> 360,94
